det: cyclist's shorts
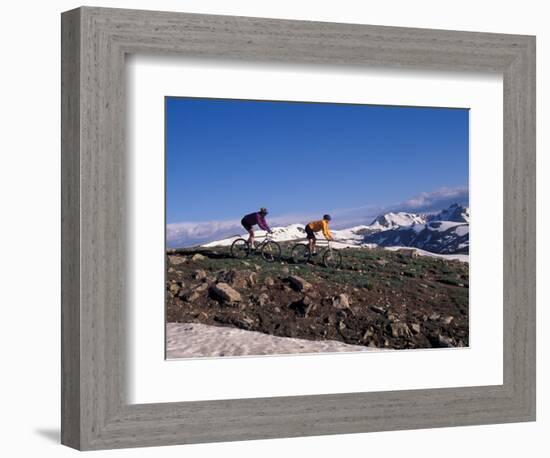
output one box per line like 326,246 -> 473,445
241,218 -> 253,231
305,225 -> 316,240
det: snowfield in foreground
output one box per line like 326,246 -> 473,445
166,322 -> 377,358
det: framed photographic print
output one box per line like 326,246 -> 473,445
164,97 -> 471,358
61,6 -> 536,450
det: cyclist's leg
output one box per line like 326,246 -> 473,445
306,225 -> 316,254
242,220 -> 254,246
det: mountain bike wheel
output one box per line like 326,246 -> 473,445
291,243 -> 311,264
230,238 -> 250,259
261,241 -> 281,263
323,248 -> 342,268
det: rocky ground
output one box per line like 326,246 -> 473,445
166,244 -> 469,352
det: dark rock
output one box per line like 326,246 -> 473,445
442,315 -> 454,325
332,293 -> 350,310
289,296 -> 313,317
390,322 -> 412,338
193,269 -> 207,281
235,317 -> 255,330
219,269 -> 256,289
438,334 -> 455,347
257,293 -> 270,306
370,305 -> 386,315
185,291 -> 200,302
169,282 -> 181,296
168,255 -> 186,265
193,283 -> 209,293
287,275 -> 312,292
210,283 -> 242,303
363,328 -> 374,340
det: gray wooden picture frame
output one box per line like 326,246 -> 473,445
61,6 -> 536,451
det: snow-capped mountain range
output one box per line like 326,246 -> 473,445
202,204 -> 470,256
368,212 -> 427,231
363,204 -> 469,254
427,203 -> 470,223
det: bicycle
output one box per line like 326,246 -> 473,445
291,239 -> 343,268
230,232 -> 282,263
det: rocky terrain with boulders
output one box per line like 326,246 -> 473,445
166,243 -> 469,351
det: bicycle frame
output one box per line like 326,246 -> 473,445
320,241 -> 334,255
251,232 -> 273,247
312,238 -> 334,250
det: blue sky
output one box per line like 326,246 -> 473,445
166,97 -> 469,246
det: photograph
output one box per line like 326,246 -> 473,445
48,3 -> 537,452
164,97 -> 470,358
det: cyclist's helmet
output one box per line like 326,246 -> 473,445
323,214 -> 332,221
259,207 -> 268,215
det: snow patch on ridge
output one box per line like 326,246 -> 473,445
200,204 -> 470,260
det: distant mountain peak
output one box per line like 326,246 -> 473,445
369,212 -> 426,230
361,203 -> 470,254
426,203 -> 469,223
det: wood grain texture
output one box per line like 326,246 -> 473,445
61,6 -> 536,450
60,7 -> 81,449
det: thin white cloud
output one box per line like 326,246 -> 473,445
400,186 -> 469,212
167,185 -> 468,247
167,219 -> 241,247
323,186 -> 469,229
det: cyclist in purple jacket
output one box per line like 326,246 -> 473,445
241,207 -> 272,248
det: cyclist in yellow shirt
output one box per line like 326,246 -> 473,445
305,214 -> 333,255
